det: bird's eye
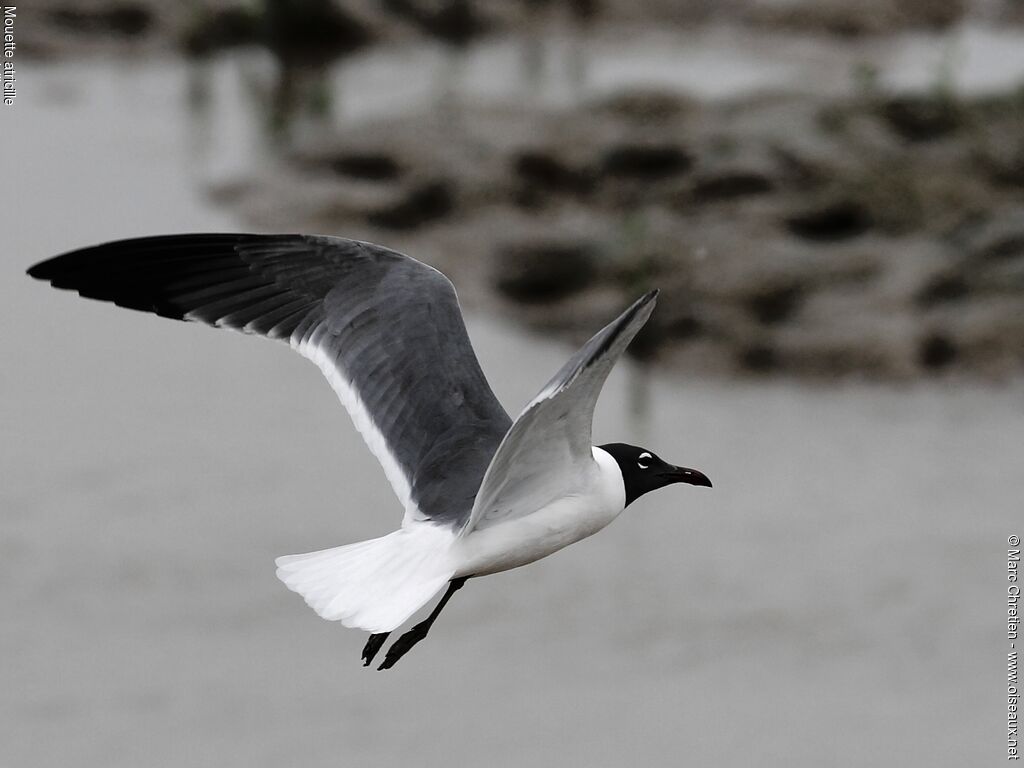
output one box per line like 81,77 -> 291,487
637,452 -> 652,469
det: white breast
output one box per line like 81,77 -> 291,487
452,447 -> 626,578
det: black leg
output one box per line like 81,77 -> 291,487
377,577 -> 467,670
362,632 -> 390,667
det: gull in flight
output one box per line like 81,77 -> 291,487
28,234 -> 712,669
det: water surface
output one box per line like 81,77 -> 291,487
2,57 -> 1019,768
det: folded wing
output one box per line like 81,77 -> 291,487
28,234 -> 512,529
464,291 -> 658,533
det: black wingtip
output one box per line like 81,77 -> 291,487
626,289 -> 659,317
628,289 -> 659,311
26,259 -> 52,281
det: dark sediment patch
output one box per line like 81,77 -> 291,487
628,304 -> 704,359
600,144 -> 692,181
330,153 -> 404,181
382,0 -> 489,46
366,180 -> 454,229
919,333 -> 958,370
747,283 -> 805,325
738,344 -> 779,373
665,312 -> 702,340
973,232 -> 1024,262
917,273 -> 969,306
593,91 -> 692,124
513,151 -> 594,206
786,200 -> 871,242
48,3 -> 153,36
493,240 -> 598,303
986,152 -> 1024,189
566,0 -> 599,22
880,96 -> 964,143
180,0 -> 372,58
749,0 -> 967,38
625,323 -> 665,360
264,0 -> 373,64
691,170 -> 773,202
181,7 -> 261,54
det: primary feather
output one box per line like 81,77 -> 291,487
29,234 -> 512,530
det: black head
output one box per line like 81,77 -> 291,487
599,443 -> 712,507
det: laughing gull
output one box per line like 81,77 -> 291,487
27,234 -> 711,669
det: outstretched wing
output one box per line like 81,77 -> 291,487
27,234 -> 512,529
464,291 -> 657,533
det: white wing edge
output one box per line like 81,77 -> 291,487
293,323 -> 423,529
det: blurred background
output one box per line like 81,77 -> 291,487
2,1 -> 1023,766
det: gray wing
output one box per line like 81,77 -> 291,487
27,234 -> 512,529
464,291 -> 657,533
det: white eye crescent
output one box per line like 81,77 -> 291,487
637,452 -> 652,469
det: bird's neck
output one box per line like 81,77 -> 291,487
591,446 -> 627,514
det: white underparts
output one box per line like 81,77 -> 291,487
274,448 -> 627,630
451,447 -> 627,577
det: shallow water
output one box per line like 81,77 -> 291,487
207,22 -> 1024,138
3,58 -> 1021,767
148,22 -> 1024,167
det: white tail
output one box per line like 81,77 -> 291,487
275,525 -> 456,633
